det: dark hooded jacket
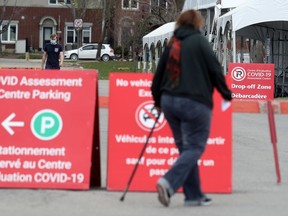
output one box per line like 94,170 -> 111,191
151,25 -> 232,109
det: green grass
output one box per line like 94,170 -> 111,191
21,53 -> 43,59
1,52 -> 154,80
79,60 -> 144,80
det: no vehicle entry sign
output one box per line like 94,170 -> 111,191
107,73 -> 232,193
0,69 -> 99,189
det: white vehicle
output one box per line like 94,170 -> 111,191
64,43 -> 115,61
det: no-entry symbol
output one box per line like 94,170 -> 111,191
135,101 -> 166,132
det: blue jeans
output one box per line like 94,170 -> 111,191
160,94 -> 212,201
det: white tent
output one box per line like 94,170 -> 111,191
215,0 -> 288,96
218,0 -> 288,34
182,0 -> 215,10
141,0 -> 252,56
141,0 -> 217,72
220,0 -> 247,9
217,0 -> 288,61
142,22 -> 175,50
141,0 -> 288,78
141,22 -> 175,72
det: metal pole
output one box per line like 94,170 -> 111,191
120,113 -> 160,201
232,31 -> 236,62
267,101 -> 281,184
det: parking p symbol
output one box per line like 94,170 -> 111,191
41,117 -> 55,134
31,109 -> 63,141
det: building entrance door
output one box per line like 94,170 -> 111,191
43,27 -> 52,49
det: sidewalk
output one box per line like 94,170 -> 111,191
0,113 -> 287,216
0,58 -> 82,70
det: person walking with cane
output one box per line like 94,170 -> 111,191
151,9 -> 232,207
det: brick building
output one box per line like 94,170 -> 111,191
0,0 -> 177,55
0,0 -> 102,52
112,0 -> 177,56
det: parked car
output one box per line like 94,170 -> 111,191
64,43 -> 115,61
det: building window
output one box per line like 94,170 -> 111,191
122,0 -> 139,10
49,0 -> 71,4
151,0 -> 167,8
150,0 -> 167,14
83,27 -> 91,44
67,26 -> 75,43
1,23 -> 18,43
65,26 -> 91,44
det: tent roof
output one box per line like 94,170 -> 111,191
182,0 -> 248,10
218,0 -> 288,33
182,0 -> 215,10
220,0 -> 247,9
142,22 -> 175,48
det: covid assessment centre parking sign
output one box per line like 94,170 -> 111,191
107,73 -> 232,193
0,69 -> 99,189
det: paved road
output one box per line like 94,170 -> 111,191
0,58 -> 83,70
0,58 -> 287,216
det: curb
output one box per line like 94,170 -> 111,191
99,97 -> 288,114
232,100 -> 288,114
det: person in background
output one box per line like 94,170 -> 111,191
41,33 -> 64,70
151,9 -> 232,207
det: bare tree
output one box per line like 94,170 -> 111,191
61,0 -> 102,48
128,0 -> 185,58
96,0 -> 115,60
0,0 -> 19,54
61,0 -> 113,60
61,0 -> 185,60
147,0 -> 185,28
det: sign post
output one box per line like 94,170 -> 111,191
74,19 -> 83,50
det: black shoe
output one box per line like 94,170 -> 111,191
156,181 -> 170,207
184,197 -> 212,207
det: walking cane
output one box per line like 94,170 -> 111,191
120,110 -> 161,201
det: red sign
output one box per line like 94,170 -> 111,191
229,63 -> 274,100
107,73 -> 232,193
0,69 -> 99,189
